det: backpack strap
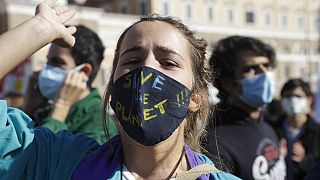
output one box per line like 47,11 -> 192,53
176,164 -> 221,180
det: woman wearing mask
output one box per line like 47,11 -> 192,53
0,0 -> 240,179
272,78 -> 320,180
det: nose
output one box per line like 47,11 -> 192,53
255,64 -> 268,75
141,50 -> 158,69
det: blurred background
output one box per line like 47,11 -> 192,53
0,0 -> 319,100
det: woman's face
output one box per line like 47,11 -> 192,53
113,21 -> 193,90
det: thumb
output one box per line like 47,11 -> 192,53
280,138 -> 287,147
65,26 -> 77,47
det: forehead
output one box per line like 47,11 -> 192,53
238,50 -> 269,66
119,21 -> 189,56
47,44 -> 76,67
284,86 -> 306,95
47,44 -> 72,58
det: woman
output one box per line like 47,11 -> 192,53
0,0 -> 239,179
271,79 -> 320,180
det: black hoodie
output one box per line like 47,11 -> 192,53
204,106 -> 287,180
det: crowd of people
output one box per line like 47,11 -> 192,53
0,0 -> 320,179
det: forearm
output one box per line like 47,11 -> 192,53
49,99 -> 71,122
0,16 -> 53,78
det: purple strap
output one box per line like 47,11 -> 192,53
72,136 -> 122,180
185,144 -> 210,180
72,136 -> 209,180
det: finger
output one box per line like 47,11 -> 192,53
291,155 -> 300,162
280,138 -> 287,147
63,31 -> 76,47
54,6 -> 70,15
70,71 -> 81,86
68,26 -> 77,35
79,73 -> 88,88
294,143 -> 304,152
64,71 -> 73,85
293,149 -> 303,156
44,0 -> 57,7
292,144 -> 302,154
58,9 -> 76,23
62,26 -> 77,47
82,72 -> 89,81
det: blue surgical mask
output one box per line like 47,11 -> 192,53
37,65 -> 66,100
110,67 -> 191,146
239,72 -> 275,107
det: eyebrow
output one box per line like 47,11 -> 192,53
120,45 -> 143,57
156,45 -> 185,61
47,56 -> 66,66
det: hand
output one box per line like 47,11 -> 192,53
292,141 -> 305,163
49,70 -> 88,122
279,138 -> 288,158
55,70 -> 89,106
34,0 -> 77,47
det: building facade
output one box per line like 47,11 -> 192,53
1,0 -> 319,95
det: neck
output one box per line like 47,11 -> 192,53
121,123 -> 188,179
231,94 -> 262,120
288,114 -> 308,129
249,110 -> 262,119
79,88 -> 91,101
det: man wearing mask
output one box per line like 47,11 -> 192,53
271,78 -> 320,180
21,25 -> 117,144
204,36 -> 286,179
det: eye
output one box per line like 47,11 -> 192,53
242,66 -> 255,73
122,57 -> 141,66
160,59 -> 179,69
263,63 -> 271,70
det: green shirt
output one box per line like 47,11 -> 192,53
37,89 -> 118,144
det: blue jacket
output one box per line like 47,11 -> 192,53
0,100 -> 240,180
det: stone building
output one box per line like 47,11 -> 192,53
1,0 -> 319,95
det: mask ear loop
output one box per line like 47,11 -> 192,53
71,63 -> 86,72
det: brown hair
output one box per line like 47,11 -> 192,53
103,14 -> 211,152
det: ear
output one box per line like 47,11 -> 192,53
188,92 -> 203,112
80,63 -> 93,77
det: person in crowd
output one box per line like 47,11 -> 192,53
0,0 -> 240,179
20,24 -> 117,144
2,92 -> 24,108
203,35 -> 287,179
20,71 -> 48,119
270,78 -> 320,180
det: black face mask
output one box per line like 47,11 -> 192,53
111,67 -> 191,146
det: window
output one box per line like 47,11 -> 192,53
300,67 -> 306,76
314,16 -> 320,32
245,5 -> 255,24
139,0 -> 148,15
186,4 -> 192,19
264,8 -> 272,26
163,2 -> 169,15
246,11 -> 255,24
280,11 -> 288,27
208,7 -> 214,22
297,12 -> 305,30
285,65 -> 290,77
227,6 -> 235,24
299,45 -> 306,55
120,2 -> 129,14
